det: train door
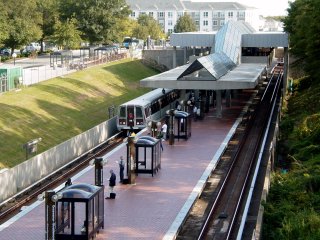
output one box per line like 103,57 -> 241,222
127,106 -> 135,127
135,106 -> 144,127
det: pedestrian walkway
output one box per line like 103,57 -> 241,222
0,91 -> 252,240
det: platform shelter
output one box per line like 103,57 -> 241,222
174,111 -> 191,140
135,136 -> 161,176
55,183 -> 104,240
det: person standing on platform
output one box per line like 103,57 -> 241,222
117,156 -> 125,183
106,169 -> 116,199
156,131 -> 164,151
161,122 -> 167,141
65,178 -> 72,187
193,106 -> 198,121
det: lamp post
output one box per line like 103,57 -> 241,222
89,157 -> 108,186
23,137 -> 42,160
38,190 -> 63,240
12,53 -> 17,66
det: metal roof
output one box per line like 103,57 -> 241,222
140,63 -> 266,90
126,0 -> 254,11
140,21 -> 285,91
170,32 -> 215,47
242,32 -> 289,47
126,0 -> 184,11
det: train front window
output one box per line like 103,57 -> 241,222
119,107 -> 126,118
135,107 -> 143,118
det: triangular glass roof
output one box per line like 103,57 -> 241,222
178,52 -> 236,80
178,21 -> 255,80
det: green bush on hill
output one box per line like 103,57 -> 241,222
263,74 -> 320,239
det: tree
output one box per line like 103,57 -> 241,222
0,0 -> 10,45
2,0 -> 42,54
132,15 -> 164,41
174,13 -> 197,33
113,18 -> 138,43
53,18 -> 82,49
36,0 -> 60,52
283,0 -> 320,78
59,0 -> 130,45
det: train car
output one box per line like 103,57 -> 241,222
117,88 -> 180,132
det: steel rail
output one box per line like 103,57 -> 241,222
0,132 -> 123,224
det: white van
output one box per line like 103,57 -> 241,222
25,42 -> 42,52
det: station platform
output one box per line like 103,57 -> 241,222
0,91 -> 253,240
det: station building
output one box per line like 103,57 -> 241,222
140,21 -> 289,117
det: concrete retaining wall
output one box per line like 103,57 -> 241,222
0,117 -> 117,203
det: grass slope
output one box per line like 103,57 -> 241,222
0,59 -> 158,168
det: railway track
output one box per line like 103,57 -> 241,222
0,132 -> 124,225
177,70 -> 283,239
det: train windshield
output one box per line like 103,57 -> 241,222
119,106 -> 126,118
135,107 -> 143,118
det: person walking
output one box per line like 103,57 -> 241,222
106,169 -> 116,199
161,122 -> 167,141
117,156 -> 125,183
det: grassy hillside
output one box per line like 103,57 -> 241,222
0,59 -> 158,168
262,76 -> 320,239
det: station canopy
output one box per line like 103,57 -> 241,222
140,21 -> 267,90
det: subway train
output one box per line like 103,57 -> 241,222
117,88 -> 180,132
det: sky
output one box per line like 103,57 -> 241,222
191,0 -> 292,16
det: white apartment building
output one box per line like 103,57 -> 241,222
126,0 -> 259,34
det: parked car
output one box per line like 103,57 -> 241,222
0,48 -> 11,56
24,42 -> 42,52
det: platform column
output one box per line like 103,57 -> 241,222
94,157 -> 104,186
45,190 -> 56,240
183,47 -> 187,64
127,136 -> 136,184
216,90 -> 222,118
173,46 -> 177,68
225,90 -> 231,107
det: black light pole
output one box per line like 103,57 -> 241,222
166,109 -> 176,145
94,157 -> 104,186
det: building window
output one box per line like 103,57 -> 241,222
213,11 -> 218,18
238,11 -> 245,18
203,20 -> 208,26
159,20 -> 165,28
131,12 -> 135,18
213,20 -> 218,26
228,12 -> 233,18
220,20 -> 225,26
158,12 -> 164,18
168,29 -> 173,34
195,20 -> 200,26
218,12 -> 225,18
168,20 -> 173,26
140,12 -> 146,16
168,12 -> 173,18
178,11 -> 184,18
149,12 -> 153,17
203,12 -> 208,18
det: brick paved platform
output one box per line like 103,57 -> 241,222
0,91 -> 253,240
